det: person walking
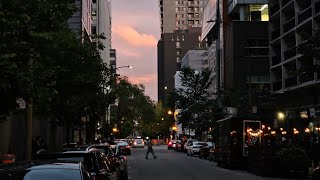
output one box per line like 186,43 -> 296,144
145,137 -> 157,159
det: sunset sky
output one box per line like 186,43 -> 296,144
112,0 -> 160,101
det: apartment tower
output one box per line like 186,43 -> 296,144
158,0 -> 208,103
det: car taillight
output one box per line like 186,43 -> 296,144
169,142 -> 172,145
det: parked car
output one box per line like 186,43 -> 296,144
174,140 -> 181,151
187,141 -> 207,156
0,161 -> 93,180
116,141 -> 131,155
70,144 -> 128,180
184,139 -> 198,153
199,142 -> 215,160
132,138 -> 144,148
167,140 -> 177,150
58,151 -> 118,180
313,162 -> 320,180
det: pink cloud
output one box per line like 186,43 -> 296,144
113,25 -> 157,47
127,73 -> 157,85
117,49 -> 141,58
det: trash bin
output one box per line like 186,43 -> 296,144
2,154 -> 15,164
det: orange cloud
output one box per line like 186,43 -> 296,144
128,73 -> 157,85
113,25 -> 157,47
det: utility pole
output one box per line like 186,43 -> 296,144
26,56 -> 33,160
216,0 -> 221,100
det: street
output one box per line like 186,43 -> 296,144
126,146 -> 293,180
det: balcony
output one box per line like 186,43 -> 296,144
283,18 -> 295,33
299,72 -> 314,83
298,7 -> 312,25
270,4 -> 280,16
284,47 -> 296,60
271,56 -> 281,66
285,76 -> 297,87
273,81 -> 282,91
271,29 -> 280,40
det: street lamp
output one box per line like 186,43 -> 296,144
168,110 -> 173,115
277,112 -> 285,120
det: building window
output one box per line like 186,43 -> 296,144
92,10 -> 97,20
176,7 -> 180,12
200,1 -> 203,5
172,35 -> 174,41
182,7 -> 186,12
177,50 -> 181,55
176,21 -> 180,25
195,20 -> 199,26
182,14 -> 185,18
194,7 -> 199,12
176,14 -> 179,18
200,7 -> 203,12
176,0 -> 179,5
92,26 -> 97,34
177,36 -> 179,41
195,13 -> 199,18
182,35 -> 185,41
176,42 -> 180,48
176,56 -> 180,62
182,0 -> 185,4
181,21 -> 185,25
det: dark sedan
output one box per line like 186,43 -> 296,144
199,142 -> 215,160
0,161 -> 92,180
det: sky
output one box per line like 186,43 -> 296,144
112,0 -> 160,101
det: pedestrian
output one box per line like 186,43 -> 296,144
145,137 -> 157,159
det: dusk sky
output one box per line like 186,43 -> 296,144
112,0 -> 160,101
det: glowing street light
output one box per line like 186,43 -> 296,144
112,127 -> 119,133
168,110 -> 173,115
277,112 -> 285,120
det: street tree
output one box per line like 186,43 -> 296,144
174,67 -> 215,138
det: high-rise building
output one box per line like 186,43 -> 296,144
158,0 -> 208,103
269,0 -> 320,119
68,0 -> 92,38
201,0 -> 269,117
92,0 -> 112,64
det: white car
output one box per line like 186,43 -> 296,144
187,141 -> 207,156
184,139 -> 198,153
132,138 -> 144,148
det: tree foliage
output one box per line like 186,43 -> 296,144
174,67 -> 215,137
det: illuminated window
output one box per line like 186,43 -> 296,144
249,4 -> 269,21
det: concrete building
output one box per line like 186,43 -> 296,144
92,0 -> 112,64
158,28 -> 203,103
201,0 -> 270,117
269,0 -> 320,126
158,0 -> 208,103
181,49 -> 205,70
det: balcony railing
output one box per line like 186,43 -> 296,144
270,4 -> 280,16
299,72 -> 314,83
283,18 -> 295,33
284,47 -> 296,60
316,1 -> 320,15
271,29 -> 280,40
285,76 -> 297,87
271,56 -> 281,66
273,81 -> 282,91
298,7 -> 312,24
282,0 -> 292,7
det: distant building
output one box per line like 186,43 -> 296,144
158,0 -> 208,104
181,49 -> 205,71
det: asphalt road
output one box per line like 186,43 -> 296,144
126,145 -> 295,180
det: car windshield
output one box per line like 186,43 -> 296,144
135,139 -> 143,143
23,169 -> 80,180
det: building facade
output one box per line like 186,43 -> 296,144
181,49 -> 206,71
68,0 -> 92,38
92,0 -> 112,64
201,0 -> 270,117
158,0 -> 208,103
269,0 -> 320,130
